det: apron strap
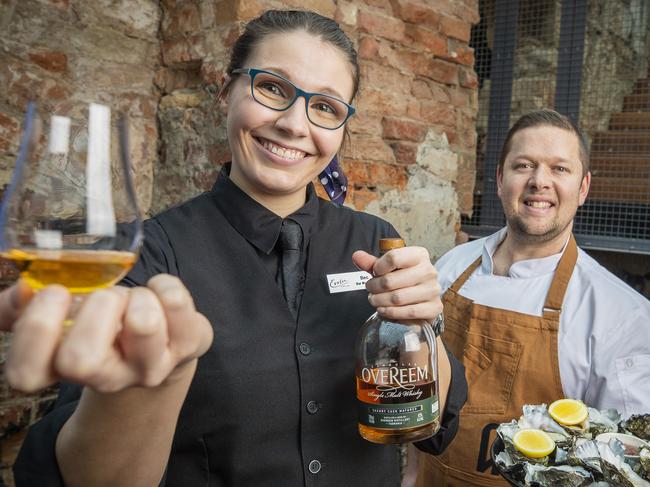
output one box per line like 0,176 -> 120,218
449,257 -> 482,293
542,234 -> 578,319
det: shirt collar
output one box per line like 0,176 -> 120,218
210,164 -> 319,255
480,227 -> 570,278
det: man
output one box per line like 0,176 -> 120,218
417,109 -> 650,486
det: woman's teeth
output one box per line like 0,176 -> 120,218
260,139 -> 306,160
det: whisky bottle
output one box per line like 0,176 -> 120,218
355,238 -> 440,444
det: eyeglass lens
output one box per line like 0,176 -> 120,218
251,72 -> 349,129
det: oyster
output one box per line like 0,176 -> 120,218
568,440 -> 603,474
524,464 -> 593,486
497,421 -> 551,465
624,416 -> 650,441
640,447 -> 650,479
598,442 -> 650,487
589,408 -> 622,437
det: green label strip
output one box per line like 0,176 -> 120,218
358,396 -> 439,429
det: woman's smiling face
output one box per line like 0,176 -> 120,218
224,30 -> 355,215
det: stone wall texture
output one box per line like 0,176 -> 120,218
0,0 -> 479,483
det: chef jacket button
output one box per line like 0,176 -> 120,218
299,343 -> 311,355
306,400 -> 319,414
308,459 -> 321,474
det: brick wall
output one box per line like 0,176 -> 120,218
0,0 -> 478,483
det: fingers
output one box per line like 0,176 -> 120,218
0,280 -> 34,331
371,246 -> 431,277
148,275 -> 213,362
119,286 -> 170,387
55,288 -> 134,392
6,285 -> 70,392
373,300 -> 443,322
351,250 -> 377,274
365,246 -> 443,323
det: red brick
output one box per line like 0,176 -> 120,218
351,188 -> 379,210
162,34 -> 206,66
343,135 -> 395,163
360,62 -> 411,94
368,162 -> 408,188
347,113 -> 382,136
236,0 -> 265,20
283,0 -> 337,18
0,257 -> 19,285
357,8 -> 405,43
459,67 -> 478,89
358,37 -> 379,60
420,101 -> 456,127
444,42 -> 474,66
27,50 -> 68,73
382,116 -> 428,142
162,2 -> 202,39
449,88 -> 471,108
344,160 -> 371,185
48,0 -> 69,8
411,79 -> 431,99
440,15 -> 471,43
391,141 -> 419,165
423,59 -> 459,85
0,113 -> 20,154
362,0 -> 393,13
357,87 -> 407,117
392,0 -> 439,26
406,99 -> 420,118
405,25 -> 447,57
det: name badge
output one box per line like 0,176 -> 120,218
326,271 -> 372,294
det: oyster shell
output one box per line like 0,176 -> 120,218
497,421 -> 551,465
598,442 -> 650,487
568,440 -> 603,474
624,416 -> 650,441
640,447 -> 650,479
589,408 -> 622,437
523,464 -> 593,486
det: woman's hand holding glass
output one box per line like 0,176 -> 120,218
1,275 -> 214,394
0,102 -> 213,394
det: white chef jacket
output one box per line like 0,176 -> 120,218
436,227 -> 650,417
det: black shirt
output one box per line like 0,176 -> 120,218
14,169 -> 467,487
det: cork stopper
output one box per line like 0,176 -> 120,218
379,238 -> 406,254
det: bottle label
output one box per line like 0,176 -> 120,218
358,394 -> 439,429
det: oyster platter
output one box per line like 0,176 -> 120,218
492,399 -> 650,486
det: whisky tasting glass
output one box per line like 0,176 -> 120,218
0,102 -> 143,304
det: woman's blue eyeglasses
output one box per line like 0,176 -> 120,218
231,68 -> 355,130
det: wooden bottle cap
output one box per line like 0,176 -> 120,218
379,238 -> 405,252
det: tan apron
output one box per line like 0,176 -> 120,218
416,236 -> 577,487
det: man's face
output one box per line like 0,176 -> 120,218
497,125 -> 591,244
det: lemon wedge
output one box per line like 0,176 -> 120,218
512,428 -> 556,458
548,399 -> 588,426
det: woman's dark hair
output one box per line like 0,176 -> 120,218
498,109 -> 590,175
226,10 -> 360,103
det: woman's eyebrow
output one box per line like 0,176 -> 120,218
258,66 -> 345,100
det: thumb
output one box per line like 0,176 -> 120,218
352,250 -> 377,274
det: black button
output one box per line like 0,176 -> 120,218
306,401 -> 319,414
299,343 -> 311,355
308,459 -> 321,474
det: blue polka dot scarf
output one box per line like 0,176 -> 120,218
318,156 -> 347,205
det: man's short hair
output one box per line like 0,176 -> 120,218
498,109 -> 590,175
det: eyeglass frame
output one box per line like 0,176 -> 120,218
231,68 -> 356,130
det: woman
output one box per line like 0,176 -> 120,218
6,10 -> 466,487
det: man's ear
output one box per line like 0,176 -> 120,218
496,164 -> 503,198
578,171 -> 591,206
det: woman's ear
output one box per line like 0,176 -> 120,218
217,75 -> 232,115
